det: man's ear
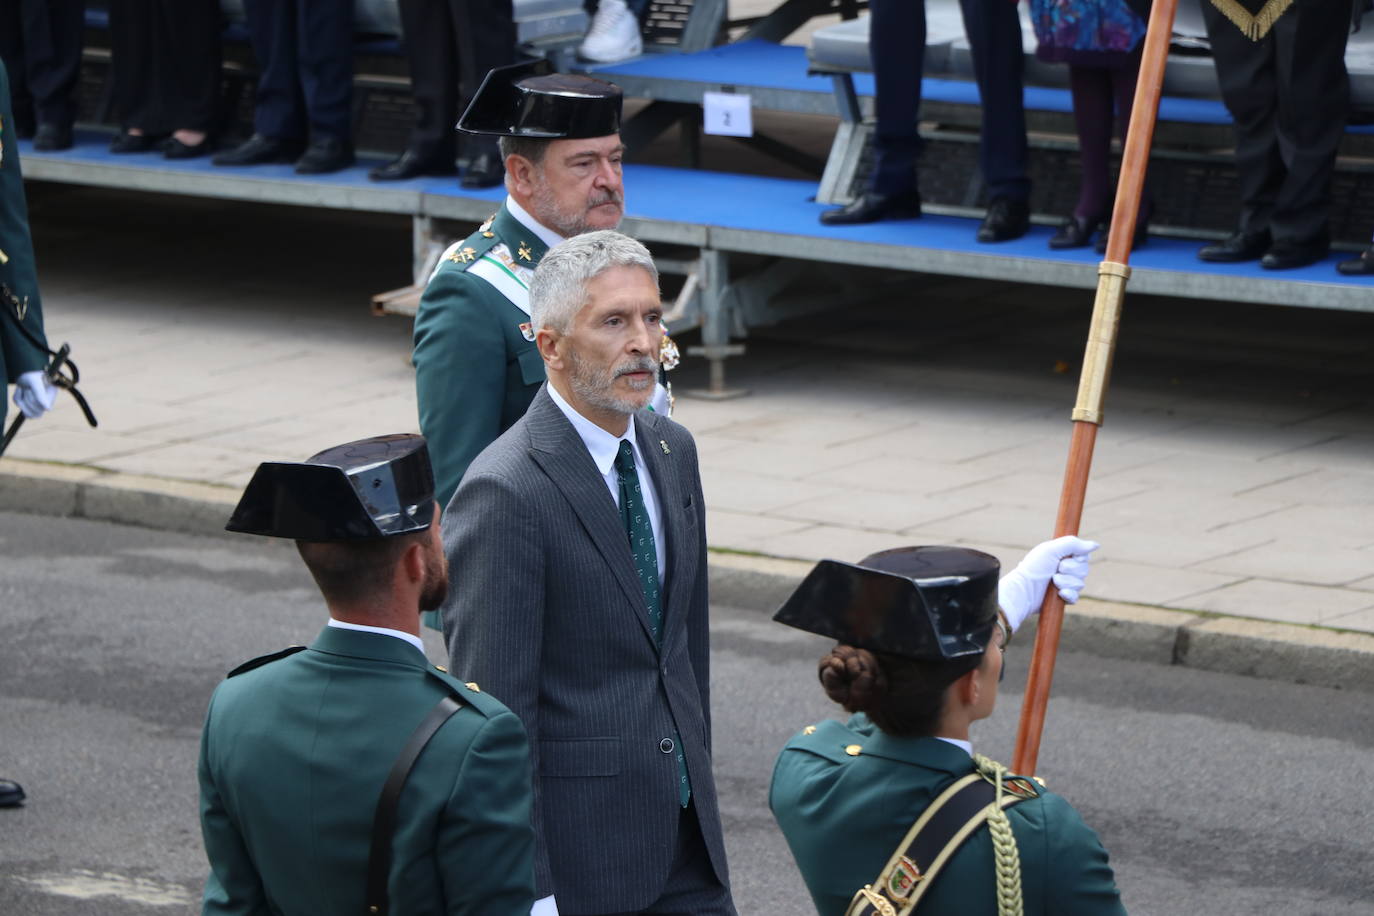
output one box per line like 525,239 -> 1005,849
506,154 -> 535,196
401,540 -> 427,587
536,327 -> 562,368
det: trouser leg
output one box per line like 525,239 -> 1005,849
244,0 -> 306,140
867,0 -> 926,195
958,0 -> 1029,200
296,0 -> 354,142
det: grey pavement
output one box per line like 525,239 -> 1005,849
3,184 -> 1374,676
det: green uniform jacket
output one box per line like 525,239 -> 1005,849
198,626 -> 537,916
770,715 -> 1126,916
413,203 -> 551,510
0,59 -> 50,431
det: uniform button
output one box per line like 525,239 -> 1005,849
659,737 -> 675,754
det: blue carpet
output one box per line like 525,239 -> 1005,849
20,135 -> 1370,287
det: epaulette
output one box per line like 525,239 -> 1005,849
423,666 -> 500,716
973,753 -> 1045,799
440,218 -> 505,274
226,645 -> 306,678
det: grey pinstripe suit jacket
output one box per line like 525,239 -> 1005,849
440,386 -> 730,913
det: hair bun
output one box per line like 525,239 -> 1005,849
818,645 -> 889,712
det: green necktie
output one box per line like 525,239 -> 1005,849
614,440 -> 690,807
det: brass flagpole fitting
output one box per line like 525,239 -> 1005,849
1071,261 -> 1131,425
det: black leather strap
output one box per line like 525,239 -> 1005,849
365,694 -> 463,915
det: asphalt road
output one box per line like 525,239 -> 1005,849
1,512 -> 1372,915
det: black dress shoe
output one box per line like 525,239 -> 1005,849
294,136 -> 354,175
162,135 -> 212,159
1049,214 -> 1101,250
1336,246 -> 1374,276
460,150 -> 504,189
370,147 -> 455,181
1261,235 -> 1329,270
109,130 -> 164,154
977,196 -> 1030,242
0,778 -> 25,808
1198,229 -> 1270,263
819,189 -> 922,226
32,123 -> 73,151
213,133 -> 304,167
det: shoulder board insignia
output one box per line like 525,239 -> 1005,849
802,725 -> 817,735
479,213 -> 496,232
434,664 -> 448,673
845,744 -> 862,757
465,682 -> 481,693
1002,776 -> 1040,799
227,645 -> 306,678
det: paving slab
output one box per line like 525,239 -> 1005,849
3,184 -> 1374,691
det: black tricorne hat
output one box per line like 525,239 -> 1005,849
457,59 -> 622,139
226,434 -> 436,541
773,546 -> 1001,661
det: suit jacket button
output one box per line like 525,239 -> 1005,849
659,737 -> 674,754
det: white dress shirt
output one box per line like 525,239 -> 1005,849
547,383 -> 667,583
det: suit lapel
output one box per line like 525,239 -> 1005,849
635,412 -> 696,648
525,390 -> 658,647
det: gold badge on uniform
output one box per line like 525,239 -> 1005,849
1003,777 -> 1039,799
517,241 -> 533,261
887,856 -> 923,898
518,322 -> 535,342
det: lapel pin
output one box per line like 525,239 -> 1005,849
660,440 -> 670,454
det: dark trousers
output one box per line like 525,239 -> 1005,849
1202,0 -> 1350,243
957,0 -> 1029,201
868,0 -> 926,195
867,0 -> 1029,200
581,802 -> 735,916
397,0 -> 515,158
242,0 -> 354,142
109,0 -> 221,135
0,0 -> 84,129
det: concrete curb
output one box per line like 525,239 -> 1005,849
6,457 -> 1374,694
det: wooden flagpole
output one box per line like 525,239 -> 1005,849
1011,0 -> 1181,776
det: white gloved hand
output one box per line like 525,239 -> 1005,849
997,535 -> 1101,633
13,370 -> 57,419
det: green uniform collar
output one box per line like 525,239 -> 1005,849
310,625 -> 429,669
491,204 -> 551,267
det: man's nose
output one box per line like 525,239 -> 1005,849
626,320 -> 655,355
593,159 -> 619,188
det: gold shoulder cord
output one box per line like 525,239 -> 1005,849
973,755 -> 1025,916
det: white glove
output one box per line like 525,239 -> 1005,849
997,536 -> 1100,633
13,370 -> 57,419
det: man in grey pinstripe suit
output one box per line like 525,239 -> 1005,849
441,231 -> 734,915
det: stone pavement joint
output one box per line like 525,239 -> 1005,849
5,458 -> 1374,692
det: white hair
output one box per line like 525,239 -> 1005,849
529,230 -> 659,333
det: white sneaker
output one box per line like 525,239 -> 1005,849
578,0 -> 642,63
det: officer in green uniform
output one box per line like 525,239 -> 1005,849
413,59 -> 638,512
1,57 -> 58,809
199,434 -> 536,915
769,541 -> 1125,916
1,57 -> 57,442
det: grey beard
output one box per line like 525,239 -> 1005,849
569,352 -> 657,416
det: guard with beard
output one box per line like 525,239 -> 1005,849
198,434 -> 536,916
413,60 -> 676,519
